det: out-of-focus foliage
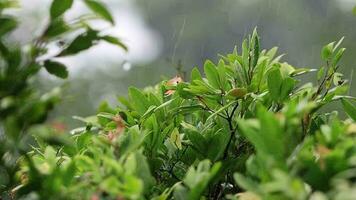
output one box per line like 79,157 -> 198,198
0,0 -> 125,198
11,27 -> 356,199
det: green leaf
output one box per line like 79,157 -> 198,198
100,176 -> 121,195
341,99 -> 356,121
140,105 -> 157,121
84,0 -> 114,25
101,35 -> 128,51
234,173 -> 259,192
58,29 -> 99,56
173,185 -> 188,200
206,130 -> 229,161
170,128 -> 182,150
241,39 -> 249,80
0,17 -> 17,37
332,48 -> 346,67
44,18 -> 71,38
128,87 -> 150,115
257,106 -> 284,159
203,60 -> 220,89
181,122 -> 207,154
238,106 -> 285,160
182,160 -> 221,199
321,42 -> 334,61
0,1 -> 19,10
226,88 -> 247,99
267,68 -> 283,101
333,73 -> 343,86
206,100 -> 237,122
290,68 -> 317,77
280,77 -> 296,100
333,37 -> 344,51
317,67 -> 325,81
62,161 -> 76,185
251,27 -> 260,69
217,59 -> 227,89
266,47 -> 278,59
43,60 -> 68,79
132,152 -> 156,193
191,67 -> 203,82
154,98 -> 176,111
353,6 -> 356,16
177,82 -> 194,99
50,0 -> 73,20
119,125 -> 145,155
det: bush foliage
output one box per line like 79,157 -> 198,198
1,1 -> 356,200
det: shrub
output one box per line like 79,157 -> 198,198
11,27 -> 356,200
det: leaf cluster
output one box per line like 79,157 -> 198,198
12,27 -> 356,200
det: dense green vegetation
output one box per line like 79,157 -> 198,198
1,0 -> 356,199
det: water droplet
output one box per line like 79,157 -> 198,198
123,62 -> 132,71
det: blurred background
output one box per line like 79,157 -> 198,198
8,0 -> 356,128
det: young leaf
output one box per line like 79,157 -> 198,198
206,100 -> 237,122
280,77 -> 296,100
170,128 -> 182,150
190,67 -> 203,83
290,68 -> 317,77
226,88 -> 247,99
332,48 -> 346,67
50,0 -> 73,20
182,122 -> 207,154
321,42 -> 334,61
241,39 -> 249,80
100,35 -> 128,51
84,0 -> 114,25
217,60 -> 227,89
58,29 -> 99,56
266,47 -> 278,59
128,87 -> 150,115
234,173 -> 259,192
203,60 -> 220,89
333,37 -> 344,51
341,99 -> 356,121
257,106 -> 284,159
43,60 -> 68,79
251,27 -> 260,69
267,68 -> 283,101
43,18 -> 71,38
317,67 -> 325,81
